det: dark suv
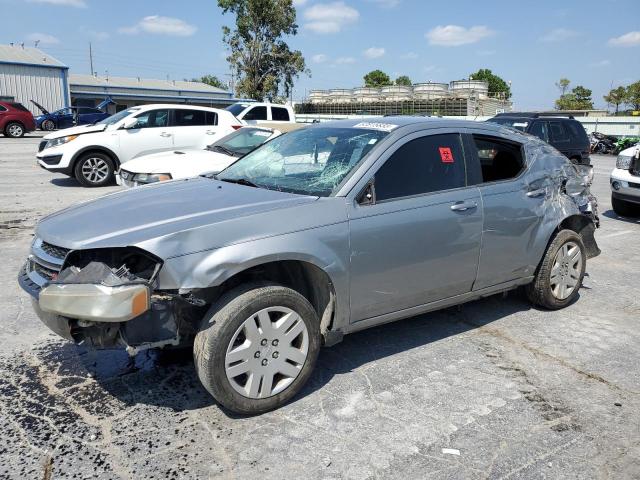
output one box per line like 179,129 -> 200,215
487,113 -> 590,165
0,101 -> 36,138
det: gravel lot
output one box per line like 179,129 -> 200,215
1,133 -> 639,479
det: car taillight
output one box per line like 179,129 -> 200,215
232,125 -> 243,130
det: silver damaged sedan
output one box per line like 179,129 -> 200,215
18,117 -> 600,414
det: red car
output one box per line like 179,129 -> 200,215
0,101 -> 36,138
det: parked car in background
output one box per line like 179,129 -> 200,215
487,113 -> 590,165
116,125 -> 287,187
36,104 -> 241,187
610,143 -> 640,216
226,102 -> 296,124
19,117 -> 600,414
31,100 -> 111,131
0,101 -> 36,138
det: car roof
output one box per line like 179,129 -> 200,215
307,115 -> 510,133
132,104 -> 228,112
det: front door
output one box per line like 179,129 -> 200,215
118,108 -> 173,162
348,132 -> 483,321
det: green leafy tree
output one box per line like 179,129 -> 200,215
363,70 -> 392,88
189,75 -> 227,90
555,78 -> 570,96
604,86 -> 627,114
555,85 -> 594,110
469,68 -> 511,99
626,81 -> 640,110
218,0 -> 307,101
395,75 -> 412,86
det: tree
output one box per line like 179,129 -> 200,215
469,68 -> 511,99
189,75 -> 227,90
555,85 -> 594,110
395,75 -> 412,86
626,81 -> 640,110
363,70 -> 392,88
218,0 -> 307,101
603,86 -> 627,114
556,78 -> 570,96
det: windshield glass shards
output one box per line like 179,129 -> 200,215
216,127 -> 389,196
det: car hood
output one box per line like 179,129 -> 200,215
121,149 -> 234,176
620,144 -> 640,157
35,177 -> 320,256
43,123 -> 107,140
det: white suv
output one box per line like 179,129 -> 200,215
36,104 -> 240,187
610,143 -> 640,216
226,102 -> 295,124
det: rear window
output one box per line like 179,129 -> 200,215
272,107 -> 290,121
9,103 -> 29,112
565,121 -> 588,142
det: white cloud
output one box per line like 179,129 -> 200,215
119,16 -> 197,37
335,56 -> 356,64
26,0 -> 86,7
608,31 -> 640,47
425,25 -> 494,46
400,52 -> 418,59
363,47 -> 385,58
312,54 -> 328,63
304,2 -> 359,34
26,32 -> 60,45
540,28 -> 579,43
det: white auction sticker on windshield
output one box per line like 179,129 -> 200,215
353,122 -> 398,132
253,131 -> 272,137
513,122 -> 528,128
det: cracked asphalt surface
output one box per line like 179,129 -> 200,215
1,134 -> 639,479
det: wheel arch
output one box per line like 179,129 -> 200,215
70,146 -> 120,176
546,214 -> 600,259
4,120 -> 25,134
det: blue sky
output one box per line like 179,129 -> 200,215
2,0 -> 639,109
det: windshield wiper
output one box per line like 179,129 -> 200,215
208,145 -> 237,156
217,177 -> 258,188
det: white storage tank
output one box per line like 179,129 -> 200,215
328,88 -> 353,103
413,82 -> 449,99
352,87 -> 380,103
449,80 -> 489,98
380,85 -> 413,101
308,90 -> 329,104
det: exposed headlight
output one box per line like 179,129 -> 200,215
132,172 -> 172,184
44,135 -> 78,149
616,155 -> 632,170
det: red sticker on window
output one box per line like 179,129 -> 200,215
439,147 -> 454,163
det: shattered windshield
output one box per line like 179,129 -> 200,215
217,127 -> 388,196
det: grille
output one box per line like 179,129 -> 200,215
33,261 -> 57,280
38,140 -> 47,152
40,241 -> 70,260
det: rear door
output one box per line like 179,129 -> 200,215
348,130 -> 483,321
171,109 -> 221,149
465,133 -> 545,289
118,108 -> 173,161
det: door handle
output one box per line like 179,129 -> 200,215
450,201 -> 478,212
205,130 -> 216,135
160,132 -> 172,137
526,188 -> 546,198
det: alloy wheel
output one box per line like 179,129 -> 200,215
7,124 -> 23,137
549,241 -> 583,300
81,157 -> 110,184
43,120 -> 55,131
225,306 -> 309,399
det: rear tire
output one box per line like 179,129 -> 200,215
612,195 -> 640,217
4,122 -> 24,138
73,152 -> 115,187
194,282 -> 321,415
526,229 -> 586,310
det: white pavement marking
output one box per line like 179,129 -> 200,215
599,230 -> 633,239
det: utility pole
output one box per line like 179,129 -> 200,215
89,42 -> 94,76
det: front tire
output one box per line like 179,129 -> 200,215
4,122 -> 24,138
42,119 -> 56,131
194,283 -> 321,415
526,229 -> 586,310
612,195 -> 640,217
73,152 -> 115,187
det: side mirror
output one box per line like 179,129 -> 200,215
122,117 -> 139,129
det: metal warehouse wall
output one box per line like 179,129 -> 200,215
0,64 -> 70,115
